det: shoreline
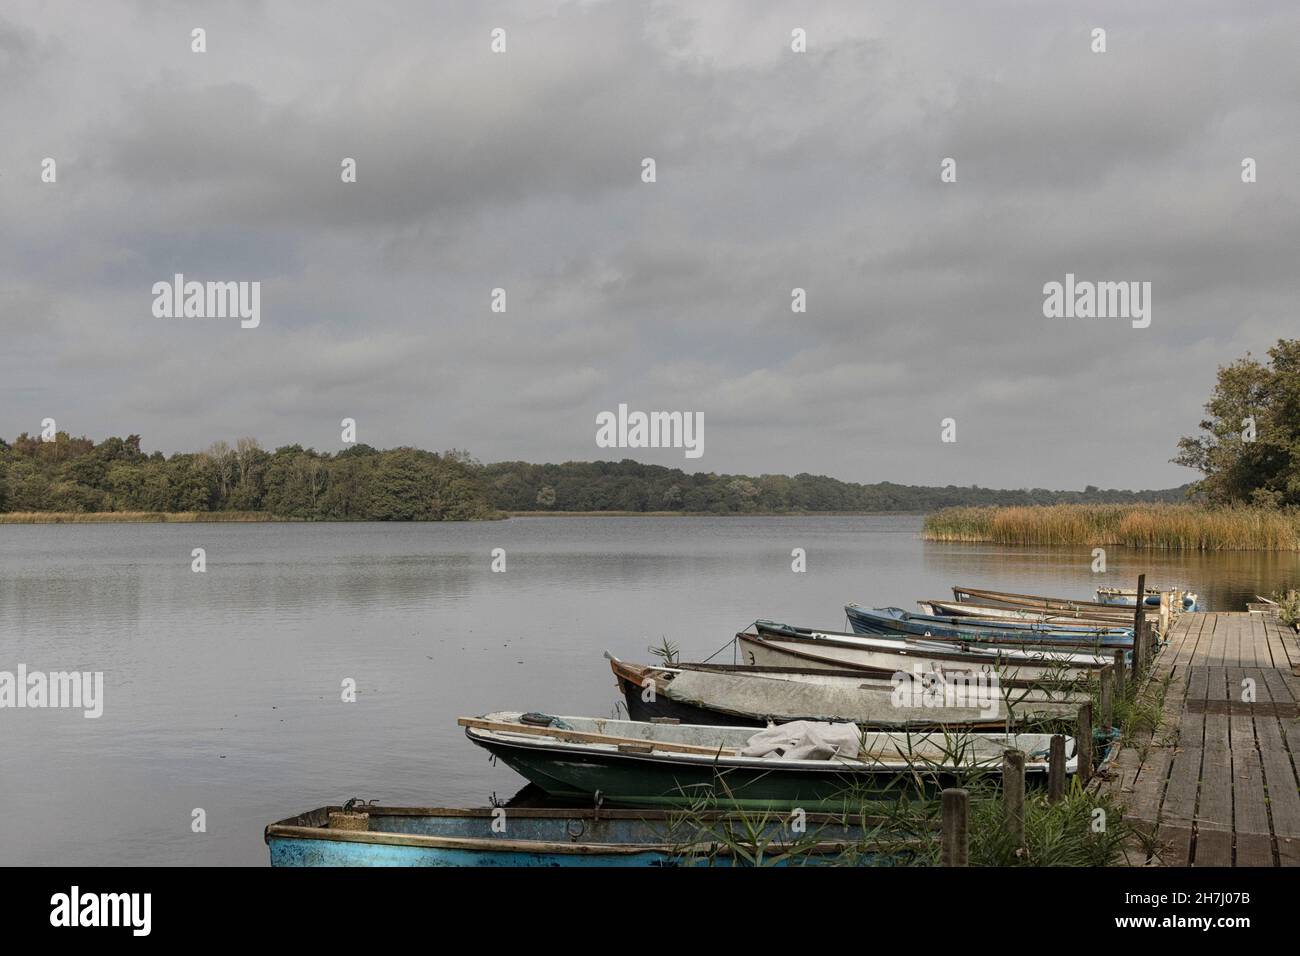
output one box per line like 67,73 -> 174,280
0,509 -> 923,524
923,503 -> 1300,551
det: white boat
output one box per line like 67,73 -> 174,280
610,657 -> 1085,728
1095,586 -> 1198,611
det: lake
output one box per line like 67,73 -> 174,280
2,515 -> 1297,865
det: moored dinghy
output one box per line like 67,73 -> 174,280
609,656 -> 1085,729
918,599 -> 1139,628
844,604 -> 1133,650
953,586 -> 1159,618
265,805 -> 895,866
461,711 -> 1078,810
744,621 -> 1111,687
1096,586 -> 1198,611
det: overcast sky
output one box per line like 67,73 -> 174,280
3,1 -> 1298,489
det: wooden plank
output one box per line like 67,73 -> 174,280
1259,741 -> 1300,839
1154,824 -> 1193,866
1234,749 -> 1272,838
1279,837 -> 1300,867
1125,748 -> 1172,826
1235,832 -> 1275,867
1198,716 -> 1232,832
1162,746 -> 1202,825
1206,665 -> 1229,701
1263,669 -> 1296,705
1193,828 -> 1233,866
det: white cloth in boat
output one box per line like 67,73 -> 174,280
740,721 -> 861,761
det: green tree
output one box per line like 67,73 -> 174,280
1174,339 -> 1300,506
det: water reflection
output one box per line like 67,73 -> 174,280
1,515 -> 1296,866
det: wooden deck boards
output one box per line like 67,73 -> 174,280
1104,610 -> 1300,866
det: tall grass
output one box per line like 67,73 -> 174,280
923,503 -> 1300,550
1273,589 -> 1300,629
0,511 -> 283,524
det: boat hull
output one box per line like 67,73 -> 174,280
743,627 -> 1108,686
918,600 -> 1137,627
1096,588 -> 1199,611
954,586 -> 1157,617
471,730 -> 1062,811
265,806 -> 888,866
462,713 -> 1075,812
845,605 -> 1133,651
612,659 -> 1080,728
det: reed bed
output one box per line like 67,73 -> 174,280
923,503 -> 1300,551
0,511 -> 281,524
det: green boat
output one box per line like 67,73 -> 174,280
461,712 -> 1076,811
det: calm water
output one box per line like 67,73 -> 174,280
2,516 -> 1297,865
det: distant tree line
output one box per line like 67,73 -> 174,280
481,460 -> 1190,514
0,432 -> 1190,520
0,433 -> 496,520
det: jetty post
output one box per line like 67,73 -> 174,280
941,788 -> 969,866
1131,573 -> 1148,681
1002,750 -> 1026,850
1099,663 -> 1114,732
1077,701 -> 1093,783
1047,734 -> 1066,803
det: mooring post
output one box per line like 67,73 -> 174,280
1159,591 -> 1171,638
1003,749 -> 1026,849
941,788 -> 969,866
1134,617 -> 1150,682
1099,663 -> 1114,731
1130,573 -> 1147,682
1112,648 -> 1126,701
1077,702 -> 1094,783
1048,734 -> 1066,803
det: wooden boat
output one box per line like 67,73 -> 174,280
1096,586 -> 1198,611
918,599 -> 1139,628
609,657 -> 1083,729
265,804 -> 898,866
461,711 -> 1077,810
845,604 -> 1133,650
744,622 -> 1110,686
953,585 -> 1159,618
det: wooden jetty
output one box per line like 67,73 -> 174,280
1103,609 -> 1300,866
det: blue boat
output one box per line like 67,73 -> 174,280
845,604 -> 1134,650
265,805 -> 899,866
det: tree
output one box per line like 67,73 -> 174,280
1174,338 -> 1300,506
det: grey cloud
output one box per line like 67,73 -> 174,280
3,0 -> 1298,488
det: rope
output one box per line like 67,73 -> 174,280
701,622 -> 755,664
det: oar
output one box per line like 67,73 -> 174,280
458,716 -> 742,756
